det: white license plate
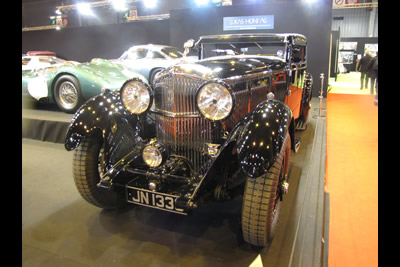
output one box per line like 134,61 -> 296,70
126,186 -> 186,215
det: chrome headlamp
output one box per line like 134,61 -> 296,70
120,78 -> 152,114
142,142 -> 167,168
196,82 -> 233,121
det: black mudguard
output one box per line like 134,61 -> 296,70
234,99 -> 293,178
190,99 -> 293,202
64,91 -> 136,151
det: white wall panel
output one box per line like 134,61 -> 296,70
373,8 -> 378,36
332,8 -> 377,38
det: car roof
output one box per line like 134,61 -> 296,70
127,44 -> 178,52
197,33 -> 307,46
26,51 -> 56,56
22,55 -> 62,60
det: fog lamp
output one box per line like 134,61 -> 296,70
142,142 -> 166,168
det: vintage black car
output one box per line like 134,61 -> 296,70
65,33 -> 313,247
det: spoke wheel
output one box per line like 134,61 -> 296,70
241,132 -> 291,247
58,81 -> 78,109
73,131 -> 124,209
54,75 -> 83,113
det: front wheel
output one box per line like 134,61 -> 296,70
241,132 -> 291,247
73,131 -> 124,209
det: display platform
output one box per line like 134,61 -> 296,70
22,102 -> 73,144
22,98 -> 328,267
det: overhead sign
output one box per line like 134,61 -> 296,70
333,0 -> 360,8
223,15 -> 274,31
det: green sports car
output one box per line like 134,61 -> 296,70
22,55 -> 147,113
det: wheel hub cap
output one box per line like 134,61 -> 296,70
59,81 -> 77,109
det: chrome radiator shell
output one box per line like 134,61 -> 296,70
153,73 -> 217,174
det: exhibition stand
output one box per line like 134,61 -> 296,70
22,105 -> 72,144
326,93 -> 378,267
22,97 -> 329,266
21,0 -> 379,265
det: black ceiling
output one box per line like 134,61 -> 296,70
22,0 -> 80,4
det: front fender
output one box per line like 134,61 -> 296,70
235,99 -> 292,178
64,91 -> 132,151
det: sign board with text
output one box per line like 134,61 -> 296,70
223,15 -> 274,31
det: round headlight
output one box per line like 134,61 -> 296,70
142,145 -> 163,168
121,79 -> 152,114
196,82 -> 233,121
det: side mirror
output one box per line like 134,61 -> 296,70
183,39 -> 195,57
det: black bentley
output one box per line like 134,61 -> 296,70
65,33 -> 313,247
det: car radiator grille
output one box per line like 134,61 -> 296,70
153,74 -> 217,174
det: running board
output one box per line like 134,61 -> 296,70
296,119 -> 307,131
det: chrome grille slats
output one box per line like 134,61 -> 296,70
154,74 -> 214,173
156,115 -> 213,173
154,74 -> 203,115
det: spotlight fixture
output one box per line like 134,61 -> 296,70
77,3 -> 95,16
195,0 -> 209,6
144,0 -> 157,9
112,0 -> 127,11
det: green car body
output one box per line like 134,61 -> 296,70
22,57 -> 147,113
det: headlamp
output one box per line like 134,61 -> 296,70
120,78 -> 152,114
196,82 -> 233,121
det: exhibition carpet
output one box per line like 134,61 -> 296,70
328,72 -> 372,95
325,93 -> 378,267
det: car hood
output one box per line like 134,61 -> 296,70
163,55 -> 282,80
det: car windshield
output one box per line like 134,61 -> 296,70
22,57 -> 31,66
161,47 -> 183,58
38,56 -> 66,65
201,42 -> 286,60
120,48 -> 148,60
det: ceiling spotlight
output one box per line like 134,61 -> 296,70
112,0 -> 127,11
144,0 -> 157,9
55,9 -> 62,15
196,0 -> 209,6
77,3 -> 95,16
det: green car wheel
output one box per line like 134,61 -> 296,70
54,75 -> 84,113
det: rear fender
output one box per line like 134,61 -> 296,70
300,72 -> 313,121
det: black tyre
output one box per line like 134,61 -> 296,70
149,68 -> 163,85
73,131 -> 124,209
53,75 -> 84,113
241,132 -> 291,247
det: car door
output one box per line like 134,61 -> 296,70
285,45 -> 306,120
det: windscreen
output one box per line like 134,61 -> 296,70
161,47 -> 184,59
201,42 -> 286,60
38,56 -> 66,65
120,48 -> 148,60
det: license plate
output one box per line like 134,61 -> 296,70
126,186 -> 187,215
